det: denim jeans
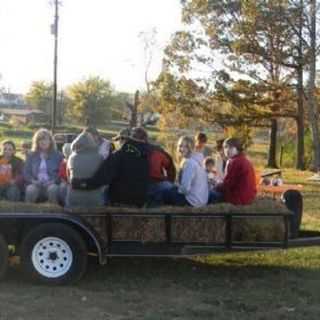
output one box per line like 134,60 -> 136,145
0,184 -> 21,201
147,181 -> 174,207
208,190 -> 224,204
25,183 -> 59,204
162,186 -> 191,207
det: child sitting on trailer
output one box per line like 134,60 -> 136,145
203,156 -> 221,191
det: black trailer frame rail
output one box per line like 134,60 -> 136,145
97,211 -> 292,257
1,210 -> 320,264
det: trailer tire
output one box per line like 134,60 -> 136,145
0,234 -> 8,280
21,223 -> 88,285
282,189 -> 303,239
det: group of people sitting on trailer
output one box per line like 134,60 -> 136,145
0,127 -> 257,208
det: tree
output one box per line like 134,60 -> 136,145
154,71 -> 211,128
137,28 -> 160,126
110,91 -> 131,121
66,77 -> 114,126
282,0 -> 320,170
25,81 -> 53,115
126,90 -> 139,128
305,0 -> 320,170
25,81 -> 68,125
159,0 -> 313,168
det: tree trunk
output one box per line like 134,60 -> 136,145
129,90 -> 139,128
296,64 -> 305,170
306,0 -> 320,171
267,119 -> 278,168
296,2 -> 305,170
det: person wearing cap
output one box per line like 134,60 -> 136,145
112,128 -> 131,148
215,138 -> 256,205
114,126 -> 176,206
84,127 -> 111,160
71,126 -> 150,207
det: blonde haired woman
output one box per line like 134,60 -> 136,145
23,128 -> 63,203
163,136 -> 208,207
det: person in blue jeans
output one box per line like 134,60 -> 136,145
24,128 -> 63,204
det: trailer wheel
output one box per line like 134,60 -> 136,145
282,189 -> 303,238
21,223 -> 87,285
0,234 -> 8,280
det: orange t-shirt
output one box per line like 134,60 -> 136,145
0,158 -> 12,185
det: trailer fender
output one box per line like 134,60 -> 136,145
0,212 -> 107,265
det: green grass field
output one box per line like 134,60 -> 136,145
0,123 -> 319,319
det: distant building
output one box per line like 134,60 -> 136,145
0,93 -> 26,108
0,108 -> 47,124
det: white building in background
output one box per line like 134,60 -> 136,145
0,92 -> 26,108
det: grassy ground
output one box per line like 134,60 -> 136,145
0,125 -> 320,319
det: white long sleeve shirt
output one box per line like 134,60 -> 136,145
178,153 -> 208,207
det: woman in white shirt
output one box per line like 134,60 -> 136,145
163,136 -> 208,207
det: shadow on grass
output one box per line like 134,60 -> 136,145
3,250 -> 320,288
2,253 -> 320,320
81,252 -> 320,290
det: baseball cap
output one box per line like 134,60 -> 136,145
112,128 -> 131,141
130,127 -> 148,143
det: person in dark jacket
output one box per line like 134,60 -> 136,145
71,127 -> 150,207
120,127 -> 176,206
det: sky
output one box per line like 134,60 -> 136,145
0,0 -> 182,94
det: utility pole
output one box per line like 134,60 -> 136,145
51,0 -> 59,134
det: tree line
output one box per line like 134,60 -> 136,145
153,0 -> 320,171
24,77 -> 146,128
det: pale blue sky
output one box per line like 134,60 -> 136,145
0,0 -> 182,94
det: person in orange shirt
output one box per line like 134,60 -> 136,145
0,140 -> 24,201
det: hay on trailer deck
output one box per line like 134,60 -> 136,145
0,201 -> 64,213
0,198 -> 292,243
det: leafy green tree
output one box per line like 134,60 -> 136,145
159,0 -> 310,168
110,91 -> 131,121
25,81 -> 53,115
66,77 -> 114,126
154,71 -> 211,128
25,81 -> 68,125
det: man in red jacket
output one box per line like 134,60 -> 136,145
216,138 -> 256,205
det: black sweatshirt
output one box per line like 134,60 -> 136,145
71,140 -> 150,207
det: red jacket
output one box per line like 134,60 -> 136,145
217,153 -> 256,205
58,159 -> 68,182
148,146 -> 176,183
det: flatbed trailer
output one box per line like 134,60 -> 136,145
0,199 -> 319,285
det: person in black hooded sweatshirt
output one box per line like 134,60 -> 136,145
71,127 -> 150,207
